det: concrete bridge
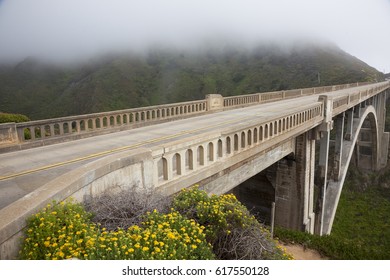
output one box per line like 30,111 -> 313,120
0,81 -> 389,259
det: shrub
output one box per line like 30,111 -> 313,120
81,210 -> 214,260
20,201 -> 214,260
0,112 -> 30,123
19,187 -> 292,260
172,186 -> 292,260
19,201 -> 95,260
84,188 -> 172,231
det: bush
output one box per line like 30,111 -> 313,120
80,210 -> 214,260
19,201 -> 214,260
0,112 -> 30,123
84,189 -> 172,231
19,201 -> 95,260
172,186 -> 292,260
19,187 -> 292,260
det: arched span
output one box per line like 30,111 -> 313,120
323,105 -> 380,234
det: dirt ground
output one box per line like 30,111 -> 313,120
282,243 -> 328,260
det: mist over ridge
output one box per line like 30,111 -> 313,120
0,40 -> 383,120
0,0 -> 389,71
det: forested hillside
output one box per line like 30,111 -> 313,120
0,42 -> 383,120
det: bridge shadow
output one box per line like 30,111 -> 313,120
229,166 -> 276,225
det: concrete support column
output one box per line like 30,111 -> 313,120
333,113 -> 345,181
377,92 -> 386,133
314,95 -> 333,235
373,95 -> 378,112
376,92 -> 389,169
275,132 -> 316,233
354,104 -> 361,118
345,108 -> 354,140
315,127 -> 330,236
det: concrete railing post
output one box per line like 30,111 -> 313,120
0,123 -> 19,145
206,94 -> 224,111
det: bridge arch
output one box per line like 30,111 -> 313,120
323,105 -> 380,234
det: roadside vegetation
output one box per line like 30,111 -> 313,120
0,112 -> 29,123
19,187 -> 292,260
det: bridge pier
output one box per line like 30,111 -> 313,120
275,132 -> 316,233
377,91 -> 389,169
345,108 -> 354,140
333,113 -> 345,181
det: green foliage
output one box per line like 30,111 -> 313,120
330,173 -> 390,259
19,200 -> 95,260
138,210 -> 214,260
19,201 -> 214,260
0,112 -> 29,123
173,187 -> 257,240
172,186 -> 292,259
274,227 -> 369,260
20,187 -> 294,260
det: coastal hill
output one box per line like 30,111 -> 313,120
0,42 -> 383,120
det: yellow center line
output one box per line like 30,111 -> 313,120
0,114 -> 255,181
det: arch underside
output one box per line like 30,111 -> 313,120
322,105 -> 380,234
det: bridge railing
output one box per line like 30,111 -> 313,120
1,99 -> 207,150
0,81 -> 383,151
222,81 -> 373,109
331,82 -> 390,116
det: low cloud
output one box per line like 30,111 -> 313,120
0,0 -> 389,71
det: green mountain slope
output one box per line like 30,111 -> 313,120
0,42 -> 383,120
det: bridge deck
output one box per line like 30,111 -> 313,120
0,84 -> 382,209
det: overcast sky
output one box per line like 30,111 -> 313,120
0,0 -> 389,72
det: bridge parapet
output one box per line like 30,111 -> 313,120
221,81 -> 374,109
153,101 -> 324,193
0,99 -> 208,152
323,82 -> 390,117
